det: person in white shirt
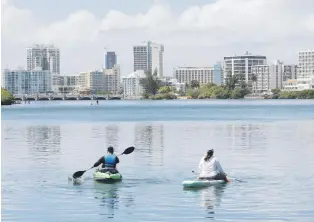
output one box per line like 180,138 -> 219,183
198,149 -> 230,182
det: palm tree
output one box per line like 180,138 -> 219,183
225,72 -> 238,90
139,68 -> 161,96
190,80 -> 200,89
251,74 -> 257,95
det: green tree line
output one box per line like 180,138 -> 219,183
139,70 -> 314,100
269,88 -> 314,99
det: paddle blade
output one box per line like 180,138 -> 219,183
72,170 -> 85,179
121,146 -> 135,155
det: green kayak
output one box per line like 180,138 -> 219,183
93,168 -> 122,182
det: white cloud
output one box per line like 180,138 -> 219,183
1,0 -> 314,75
39,10 -> 100,47
2,0 -> 38,43
100,5 -> 175,32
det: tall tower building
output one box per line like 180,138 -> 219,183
27,44 -> 60,93
133,41 -> 164,78
223,51 -> 267,87
105,51 -> 117,69
26,44 -> 60,74
298,50 -> 314,79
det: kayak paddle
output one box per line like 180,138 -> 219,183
72,167 -> 94,179
72,146 -> 135,179
117,146 -> 135,156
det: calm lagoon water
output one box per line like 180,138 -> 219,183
2,100 -> 314,221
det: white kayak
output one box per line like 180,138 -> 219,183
182,179 -> 226,188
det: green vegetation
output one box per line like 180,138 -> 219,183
151,86 -> 177,100
138,71 -> 312,100
1,88 -> 15,105
186,75 -> 250,99
189,80 -> 200,89
251,74 -> 257,94
271,88 -> 281,99
95,91 -> 111,95
139,72 -> 251,100
140,69 -> 162,99
269,89 -> 314,99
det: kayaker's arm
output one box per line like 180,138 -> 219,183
93,156 -> 104,168
215,159 -> 226,175
198,158 -> 204,170
115,156 -> 120,164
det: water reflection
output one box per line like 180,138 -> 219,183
200,185 -> 227,218
134,124 -> 164,167
184,184 -> 227,219
26,125 -> 61,157
93,182 -> 134,218
105,125 -> 119,148
227,124 -> 266,150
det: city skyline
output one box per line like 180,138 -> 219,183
2,0 -> 314,76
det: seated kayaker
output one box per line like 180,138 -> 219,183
198,149 -> 230,182
93,146 -> 120,173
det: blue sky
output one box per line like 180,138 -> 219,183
2,0 -> 314,76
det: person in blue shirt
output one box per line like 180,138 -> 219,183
93,146 -> 120,172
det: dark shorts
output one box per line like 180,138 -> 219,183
199,173 -> 228,182
213,173 -> 228,182
99,168 -> 119,174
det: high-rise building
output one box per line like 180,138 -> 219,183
297,50 -> 314,79
78,65 -> 120,94
223,52 -> 267,86
283,65 -> 297,81
79,70 -> 104,92
105,51 -> 117,69
122,70 -> 146,99
26,44 -> 60,74
251,65 -> 270,94
213,62 -> 223,86
2,68 -> 52,95
295,50 -> 314,90
103,64 -> 120,94
174,66 -> 220,85
58,75 -> 79,94
252,61 -> 284,94
133,41 -> 164,77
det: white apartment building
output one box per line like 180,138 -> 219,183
296,77 -> 314,90
283,65 -> 297,81
251,65 -> 270,94
224,52 -> 267,86
283,79 -> 298,91
58,75 -> 79,94
2,68 -> 52,95
158,77 -> 186,92
64,75 -> 79,86
78,65 -> 120,94
168,78 -> 186,92
283,78 -> 314,91
122,70 -> 146,99
174,67 -> 220,85
103,64 -> 120,94
252,61 -> 284,94
79,70 -> 103,92
298,50 -> 314,79
133,41 -> 164,78
27,44 -> 60,74
295,50 -> 314,90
